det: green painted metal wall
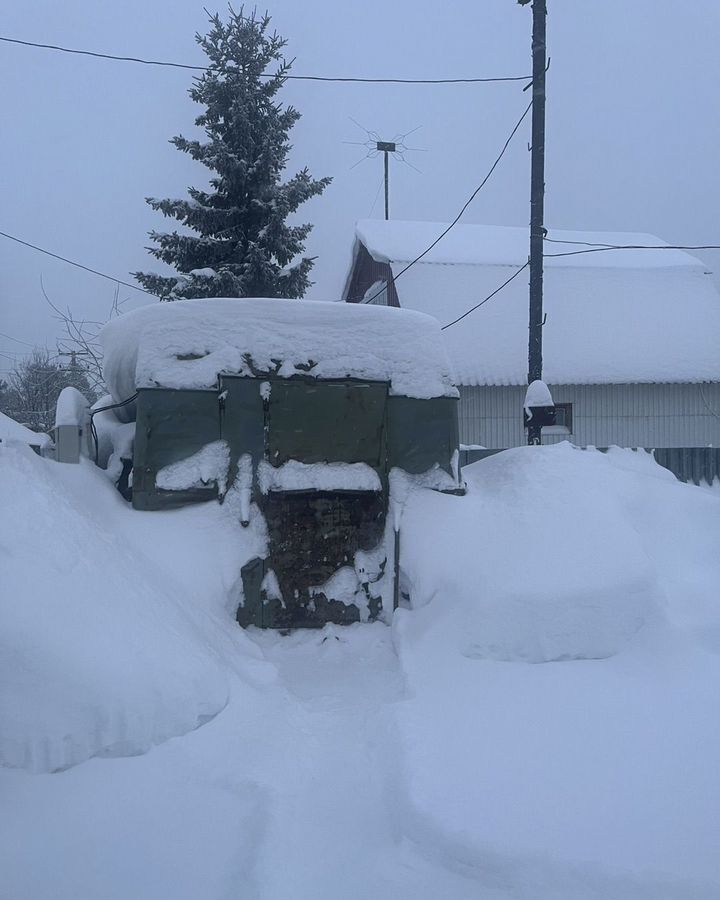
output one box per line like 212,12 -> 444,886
133,389 -> 220,510
131,374 -> 461,627
266,379 -> 388,468
387,396 -> 459,476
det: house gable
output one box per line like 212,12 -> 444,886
343,241 -> 399,307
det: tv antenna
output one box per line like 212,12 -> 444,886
344,119 -> 425,220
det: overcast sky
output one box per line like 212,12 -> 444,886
2,0 -> 720,371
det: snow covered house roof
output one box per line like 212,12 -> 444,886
346,220 -> 720,386
0,411 -> 50,447
101,296 -> 457,403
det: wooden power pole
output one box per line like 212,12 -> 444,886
522,0 -> 548,445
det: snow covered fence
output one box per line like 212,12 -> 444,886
652,446 -> 720,487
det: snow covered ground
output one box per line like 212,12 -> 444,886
0,411 -> 50,447
2,442 -> 719,899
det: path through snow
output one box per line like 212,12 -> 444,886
223,624 -> 489,900
3,620 -> 717,900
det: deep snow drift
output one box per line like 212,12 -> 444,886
0,410 -> 50,447
394,444 -> 720,891
401,443 -> 662,663
0,444 -> 267,773
1,442 -> 719,899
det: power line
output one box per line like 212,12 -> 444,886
0,230 -> 155,295
441,262 -> 529,330
0,102 -> 534,308
357,99 -> 533,304
0,331 -> 36,348
543,239 -> 720,259
0,36 -> 530,84
544,237 -> 720,249
440,236 -> 720,330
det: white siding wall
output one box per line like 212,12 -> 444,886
459,383 -> 720,449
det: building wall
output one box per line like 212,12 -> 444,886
459,383 -> 720,449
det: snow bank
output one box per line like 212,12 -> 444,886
101,297 -> 457,412
393,443 -> 720,886
0,443 -> 268,773
1,440 -> 719,897
399,443 -> 657,663
0,411 -> 50,446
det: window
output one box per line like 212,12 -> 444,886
553,402 -> 573,431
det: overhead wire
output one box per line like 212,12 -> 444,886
0,330 -> 37,348
0,36 -> 530,84
542,239 -> 720,258
440,262 -> 529,330
0,35 -> 531,307
440,236 -> 720,329
89,393 -> 139,464
1,100 -> 533,305
0,230 -> 156,295
356,99 -> 533,304
440,236 -> 720,331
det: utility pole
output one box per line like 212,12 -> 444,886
521,0 -> 548,445
377,140 -> 396,220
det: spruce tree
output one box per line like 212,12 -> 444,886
135,7 -> 331,300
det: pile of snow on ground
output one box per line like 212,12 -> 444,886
393,443 -> 720,890
0,444 -> 266,773
0,410 -> 50,446
2,441 -> 719,899
400,442 -> 659,662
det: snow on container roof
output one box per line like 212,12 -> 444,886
351,220 -> 720,386
101,297 -> 458,402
